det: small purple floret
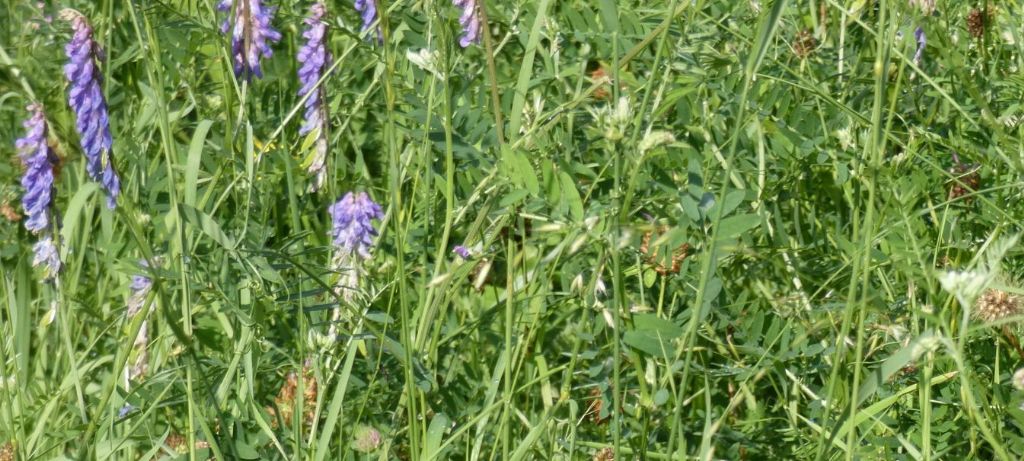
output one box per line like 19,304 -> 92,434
453,245 -> 470,260
354,0 -> 381,42
32,237 -> 61,278
913,27 -> 926,66
62,9 -> 120,209
453,0 -> 481,47
329,192 -> 384,259
217,0 -> 281,80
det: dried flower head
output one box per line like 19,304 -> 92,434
908,0 -> 936,16
61,9 -> 120,209
453,0 -> 482,47
589,64 -> 611,100
793,29 -> 817,59
217,0 -> 281,80
947,153 -> 980,201
0,201 -> 19,222
297,3 -> 332,191
974,289 -> 1022,323
329,192 -> 384,259
268,363 -> 318,428
0,442 -> 13,461
967,8 -> 994,39
593,447 -> 615,461
352,425 -> 382,452
640,227 -> 689,275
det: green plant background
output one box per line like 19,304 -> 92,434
2,0 -> 1024,459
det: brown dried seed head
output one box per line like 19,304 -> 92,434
641,227 -> 690,275
0,442 -> 14,461
975,289 -> 1022,323
793,29 -> 817,59
166,433 -> 187,453
967,8 -> 988,38
0,202 -> 20,222
590,66 -> 610,100
587,387 -> 606,424
948,164 -> 980,200
593,447 -> 615,461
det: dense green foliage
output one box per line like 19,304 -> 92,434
2,0 -> 1024,459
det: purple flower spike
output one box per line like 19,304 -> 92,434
354,0 -> 382,42
913,27 -> 926,66
61,9 -> 120,209
298,2 -> 331,191
217,0 -> 282,80
15,104 -> 58,235
329,192 -> 384,259
453,0 -> 481,48
453,245 -> 470,260
16,104 -> 61,279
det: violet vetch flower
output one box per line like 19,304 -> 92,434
353,0 -> 381,41
453,245 -> 470,260
32,237 -> 61,278
125,261 -> 155,387
127,271 -> 153,317
329,192 -> 384,259
15,104 -> 58,235
453,0 -> 481,47
61,9 -> 120,209
298,2 -> 331,191
914,27 -> 926,66
16,104 -> 61,279
217,0 -> 282,80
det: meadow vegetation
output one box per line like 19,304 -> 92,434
2,0 -> 1024,459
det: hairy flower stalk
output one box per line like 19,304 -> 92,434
217,0 -> 282,80
326,192 -> 383,341
61,9 -> 120,209
298,3 -> 331,191
124,263 -> 154,388
453,0 -> 481,47
353,0 -> 381,41
16,104 -> 61,279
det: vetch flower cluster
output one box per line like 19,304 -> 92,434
16,104 -> 61,279
329,192 -> 384,260
453,0 -> 481,47
16,105 -> 57,234
217,0 -> 281,80
62,9 -> 120,209
324,192 -> 382,342
297,2 -> 332,191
